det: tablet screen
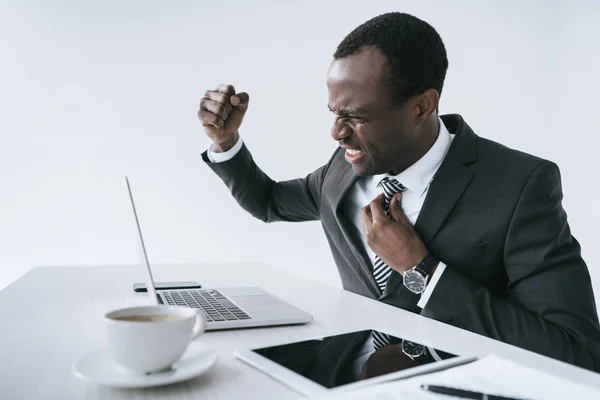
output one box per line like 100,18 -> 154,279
251,329 -> 458,389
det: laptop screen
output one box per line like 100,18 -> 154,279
125,176 -> 158,303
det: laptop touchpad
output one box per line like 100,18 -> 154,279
237,295 -> 285,308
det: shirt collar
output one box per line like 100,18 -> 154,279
373,117 -> 452,197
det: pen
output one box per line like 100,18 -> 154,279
421,384 -> 527,400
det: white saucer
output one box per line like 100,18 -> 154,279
73,341 -> 218,388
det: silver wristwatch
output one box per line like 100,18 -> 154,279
403,253 -> 438,294
401,339 -> 427,360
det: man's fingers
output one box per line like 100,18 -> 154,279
214,84 -> 236,95
369,193 -> 388,221
230,92 -> 250,113
202,91 -> 233,114
359,215 -> 368,237
201,99 -> 228,121
389,192 -> 410,225
359,205 -> 372,235
198,107 -> 223,128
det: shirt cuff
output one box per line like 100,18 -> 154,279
417,262 -> 447,309
206,136 -> 244,163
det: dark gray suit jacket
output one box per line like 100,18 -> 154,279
204,114 -> 600,371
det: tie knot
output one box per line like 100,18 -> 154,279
379,177 -> 405,200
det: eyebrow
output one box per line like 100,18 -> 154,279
327,105 -> 370,116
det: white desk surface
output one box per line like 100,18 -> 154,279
1,262 -> 599,400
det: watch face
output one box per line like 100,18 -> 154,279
402,340 -> 426,358
403,270 -> 426,294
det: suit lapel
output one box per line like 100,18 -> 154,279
331,162 -> 360,213
331,162 -> 381,297
414,156 -> 473,244
382,115 -> 478,299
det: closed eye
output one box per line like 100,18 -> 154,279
341,115 -> 365,122
328,108 -> 369,124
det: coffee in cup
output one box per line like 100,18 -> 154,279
104,305 -> 206,374
112,314 -> 180,322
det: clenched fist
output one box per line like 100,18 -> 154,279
198,84 -> 249,152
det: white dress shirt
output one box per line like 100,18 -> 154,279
207,118 -> 454,377
342,118 -> 453,306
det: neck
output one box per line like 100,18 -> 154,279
388,116 -> 439,175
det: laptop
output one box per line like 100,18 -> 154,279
125,176 -> 313,331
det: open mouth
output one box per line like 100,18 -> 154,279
344,148 -> 364,164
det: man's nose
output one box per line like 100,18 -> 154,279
331,121 -> 352,142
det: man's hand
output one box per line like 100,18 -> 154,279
359,192 -> 428,274
198,84 -> 250,153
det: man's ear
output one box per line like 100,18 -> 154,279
415,89 -> 440,121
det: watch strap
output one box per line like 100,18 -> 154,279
414,253 -> 438,277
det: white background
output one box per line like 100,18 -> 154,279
1,0 -> 599,309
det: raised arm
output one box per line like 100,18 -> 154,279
199,84 -> 333,222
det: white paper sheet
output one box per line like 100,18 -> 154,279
308,355 -> 600,400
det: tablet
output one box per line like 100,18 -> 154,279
234,329 -> 476,396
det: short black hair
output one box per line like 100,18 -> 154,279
334,12 -> 449,105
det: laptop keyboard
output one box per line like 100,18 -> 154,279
162,289 -> 251,322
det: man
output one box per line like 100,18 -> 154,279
198,12 -> 600,372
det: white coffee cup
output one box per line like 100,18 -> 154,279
104,305 -> 206,374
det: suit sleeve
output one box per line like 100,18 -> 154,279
202,143 -> 334,223
420,161 -> 600,371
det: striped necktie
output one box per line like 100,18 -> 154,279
373,177 -> 406,292
372,176 -> 406,350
